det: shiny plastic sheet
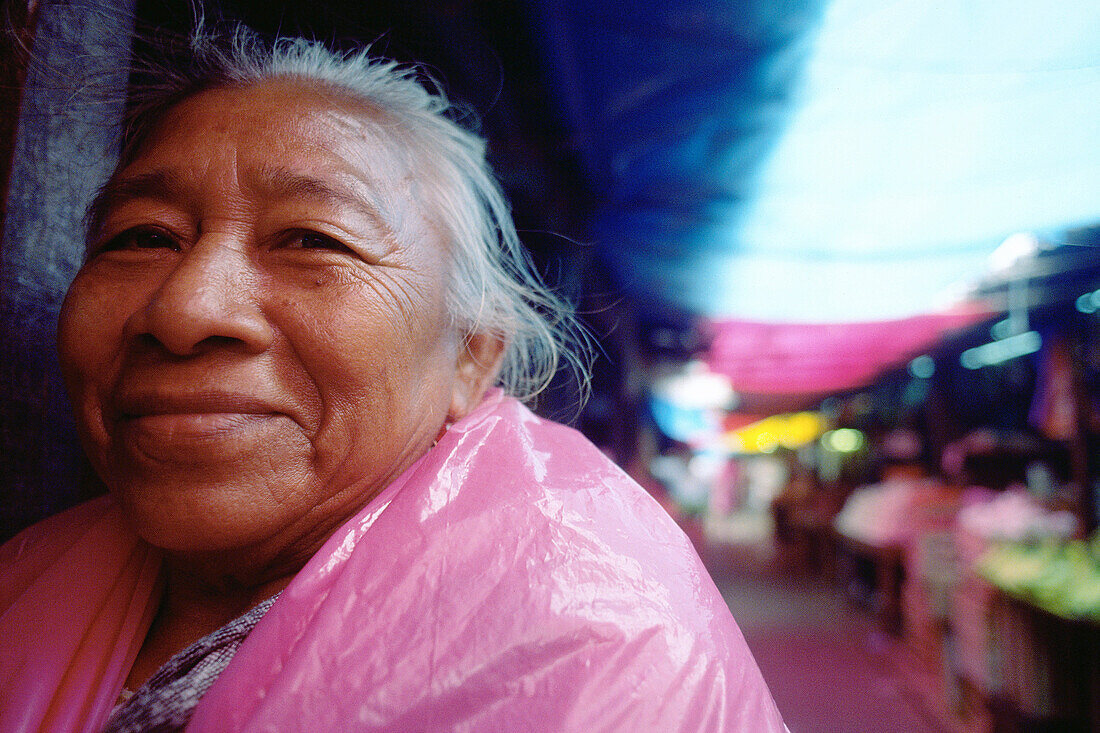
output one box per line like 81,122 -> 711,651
0,497 -> 162,732
2,392 -> 784,731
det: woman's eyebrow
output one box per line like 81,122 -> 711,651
90,168 -> 381,217
85,166 -> 401,249
85,170 -> 190,244
254,166 -> 401,248
253,167 -> 385,219
96,170 -> 190,206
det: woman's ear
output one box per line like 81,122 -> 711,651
449,330 -> 506,420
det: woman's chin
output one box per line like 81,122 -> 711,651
116,483 -> 292,557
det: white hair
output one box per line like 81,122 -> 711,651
105,24 -> 590,403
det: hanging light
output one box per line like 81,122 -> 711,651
1076,289 -> 1100,314
988,232 -> 1041,273
960,330 -> 1042,369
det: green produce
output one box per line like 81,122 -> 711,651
977,533 -> 1100,622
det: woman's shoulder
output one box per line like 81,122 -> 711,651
0,495 -> 123,608
217,394 -> 784,731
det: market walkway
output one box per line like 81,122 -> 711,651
698,513 -> 946,733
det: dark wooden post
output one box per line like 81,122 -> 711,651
1068,319 -> 1098,535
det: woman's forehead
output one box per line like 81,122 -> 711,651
120,81 -> 422,208
132,80 -> 413,181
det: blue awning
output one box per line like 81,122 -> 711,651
534,0 -> 1100,321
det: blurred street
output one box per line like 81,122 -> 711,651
700,513 -> 946,733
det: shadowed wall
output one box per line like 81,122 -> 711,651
1,0 -> 134,540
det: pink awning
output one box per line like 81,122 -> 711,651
704,305 -> 993,396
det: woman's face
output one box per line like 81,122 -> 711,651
58,80 -> 488,566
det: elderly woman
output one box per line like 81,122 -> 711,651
0,27 -> 784,732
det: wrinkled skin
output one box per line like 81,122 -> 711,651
58,79 -> 501,586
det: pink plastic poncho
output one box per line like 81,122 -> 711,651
2,392 -> 785,732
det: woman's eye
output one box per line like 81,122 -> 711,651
95,227 -> 180,254
283,230 -> 354,253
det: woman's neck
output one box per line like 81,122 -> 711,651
125,561 -> 293,690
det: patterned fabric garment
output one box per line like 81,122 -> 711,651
102,594 -> 280,733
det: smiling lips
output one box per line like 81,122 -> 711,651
112,392 -> 286,448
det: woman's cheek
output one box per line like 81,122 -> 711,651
58,281 -> 95,391
58,277 -> 124,446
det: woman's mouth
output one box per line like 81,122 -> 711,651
110,393 -> 291,463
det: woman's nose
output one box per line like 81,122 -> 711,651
128,238 -> 274,356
